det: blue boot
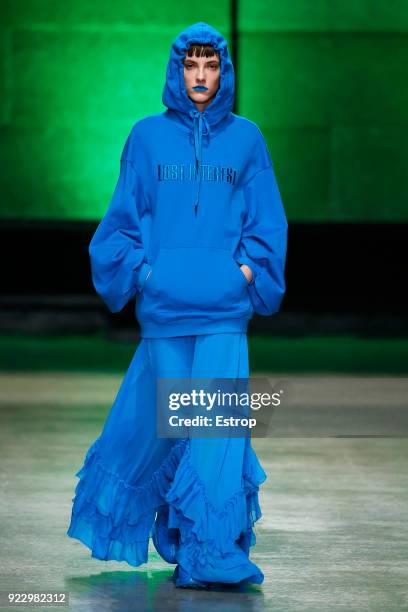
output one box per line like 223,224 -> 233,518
172,564 -> 208,589
151,504 -> 178,564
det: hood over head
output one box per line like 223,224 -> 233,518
162,22 -> 236,214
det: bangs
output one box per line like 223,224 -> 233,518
186,44 -> 220,59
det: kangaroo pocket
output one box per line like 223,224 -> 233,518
140,246 -> 252,324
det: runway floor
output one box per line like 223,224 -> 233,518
0,371 -> 407,611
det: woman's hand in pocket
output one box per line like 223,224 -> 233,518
239,264 -> 253,284
141,266 -> 153,292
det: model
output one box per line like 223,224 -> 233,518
67,21 -> 288,589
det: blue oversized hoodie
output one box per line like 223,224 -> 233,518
89,22 -> 288,338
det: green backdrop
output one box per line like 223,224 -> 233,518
0,2 -> 407,222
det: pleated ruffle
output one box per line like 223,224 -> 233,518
67,437 -> 188,566
67,436 -> 267,583
165,440 -> 267,584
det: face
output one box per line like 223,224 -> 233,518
183,52 -> 220,111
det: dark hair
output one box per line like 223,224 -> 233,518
185,43 -> 220,59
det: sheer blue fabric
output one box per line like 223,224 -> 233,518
67,333 -> 267,585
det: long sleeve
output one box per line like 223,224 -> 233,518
235,132 -> 288,316
89,152 -> 152,314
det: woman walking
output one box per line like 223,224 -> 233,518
67,21 -> 288,589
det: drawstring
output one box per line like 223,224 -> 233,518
189,109 -> 210,216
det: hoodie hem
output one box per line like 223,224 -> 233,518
139,316 -> 250,338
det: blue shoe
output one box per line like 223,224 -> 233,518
152,505 -> 178,564
172,564 -> 208,589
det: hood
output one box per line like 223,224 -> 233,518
162,22 -> 236,214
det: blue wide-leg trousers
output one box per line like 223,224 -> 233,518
67,332 -> 267,585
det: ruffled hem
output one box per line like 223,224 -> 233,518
67,437 -> 188,566
165,441 -> 267,584
67,436 -> 267,582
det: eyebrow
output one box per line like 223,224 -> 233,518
183,58 -> 220,65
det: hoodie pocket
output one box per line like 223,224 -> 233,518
141,246 -> 251,323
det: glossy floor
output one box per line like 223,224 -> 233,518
0,372 -> 407,611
